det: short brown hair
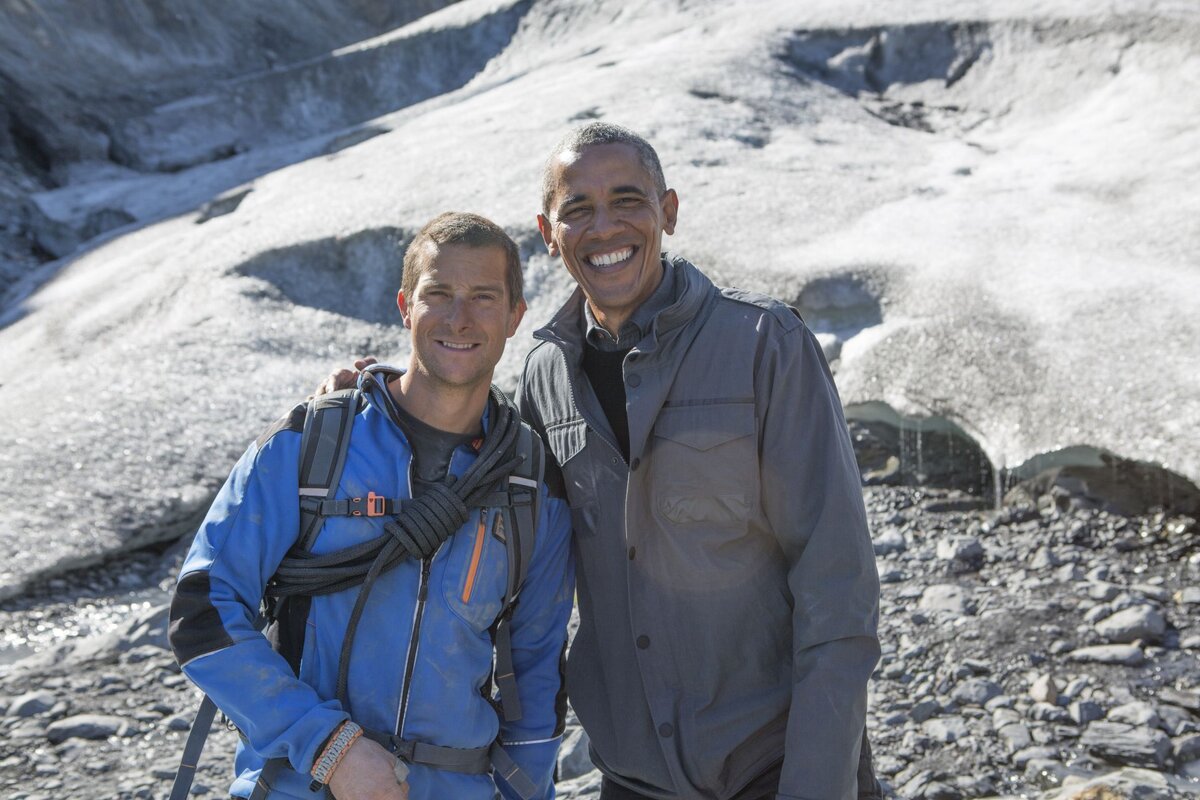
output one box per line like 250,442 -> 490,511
401,212 -> 523,308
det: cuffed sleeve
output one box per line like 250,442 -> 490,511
496,490 -> 575,800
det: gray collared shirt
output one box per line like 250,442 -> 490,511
583,257 -> 677,352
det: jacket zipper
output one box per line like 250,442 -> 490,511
550,343 -> 628,464
395,556 -> 432,736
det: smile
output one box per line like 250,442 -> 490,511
587,247 -> 634,268
437,341 -> 479,350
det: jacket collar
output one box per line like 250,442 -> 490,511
534,253 -> 714,359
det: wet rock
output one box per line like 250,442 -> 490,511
1176,733 -> 1200,765
1067,644 -> 1145,666
910,699 -> 941,723
1029,674 -> 1059,704
999,723 -> 1033,752
45,714 -> 131,744
1160,687 -> 1200,711
951,677 -> 1001,707
922,717 -> 969,743
1068,700 -> 1104,726
1106,701 -> 1160,728
872,527 -> 907,556
1094,605 -> 1167,644
8,691 -> 55,717
1080,721 -> 1171,769
1155,705 -> 1197,737
935,536 -> 984,571
919,584 -> 974,616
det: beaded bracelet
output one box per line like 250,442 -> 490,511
309,720 -> 363,790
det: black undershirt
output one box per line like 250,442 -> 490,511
581,345 -> 631,462
387,394 -> 477,492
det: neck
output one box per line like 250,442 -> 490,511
588,302 -> 631,338
587,260 -> 665,337
389,371 -> 488,436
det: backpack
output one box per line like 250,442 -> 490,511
170,385 -> 545,800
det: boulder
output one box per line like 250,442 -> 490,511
1079,721 -> 1171,769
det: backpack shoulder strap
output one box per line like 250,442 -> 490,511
492,422 -> 544,723
253,389 -> 362,800
297,388 -> 362,549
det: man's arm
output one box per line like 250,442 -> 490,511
757,321 -> 881,800
494,488 -> 575,800
169,433 -> 362,788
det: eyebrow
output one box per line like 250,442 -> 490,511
421,280 -> 505,292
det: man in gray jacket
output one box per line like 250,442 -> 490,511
518,123 -> 881,800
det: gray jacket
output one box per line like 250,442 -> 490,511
518,255 -> 881,800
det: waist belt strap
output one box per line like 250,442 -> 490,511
361,729 -> 538,799
364,729 -> 492,774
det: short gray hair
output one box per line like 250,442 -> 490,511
541,122 -> 666,215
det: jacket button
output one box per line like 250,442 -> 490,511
628,546 -> 636,560
627,374 -> 641,388
636,635 -> 650,649
630,458 -> 641,471
658,723 -> 673,738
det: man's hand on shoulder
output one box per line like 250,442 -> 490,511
314,356 -> 378,397
327,735 -> 409,800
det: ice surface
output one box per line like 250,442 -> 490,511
0,0 -> 1197,596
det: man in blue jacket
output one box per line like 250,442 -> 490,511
170,212 -> 575,800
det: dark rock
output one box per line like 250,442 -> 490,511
8,691 -> 55,718
910,699 -> 940,723
1028,702 -> 1070,723
1094,605 -> 1167,644
1080,721 -> 1171,769
45,714 -> 130,744
951,677 -> 1001,707
1068,700 -> 1104,726
1176,732 -> 1200,765
1160,687 -> 1200,711
1068,644 -> 1145,666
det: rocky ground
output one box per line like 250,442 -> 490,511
0,483 -> 1198,799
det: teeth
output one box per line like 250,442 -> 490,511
589,247 -> 633,267
440,342 -> 475,350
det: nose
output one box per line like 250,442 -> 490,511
445,296 -> 471,330
591,204 -> 621,238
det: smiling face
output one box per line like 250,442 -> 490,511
538,143 -> 678,333
398,242 -> 525,399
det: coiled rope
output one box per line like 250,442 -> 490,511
264,384 -> 526,708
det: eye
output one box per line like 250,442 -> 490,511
615,196 -> 641,207
561,206 -> 589,220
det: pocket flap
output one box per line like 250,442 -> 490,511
546,418 -> 588,465
653,402 -> 755,451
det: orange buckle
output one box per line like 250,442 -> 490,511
366,491 -> 386,517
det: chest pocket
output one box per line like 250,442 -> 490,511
546,417 -> 594,507
650,402 -> 760,527
442,508 -> 507,632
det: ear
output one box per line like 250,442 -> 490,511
536,214 -> 559,257
507,298 -> 527,338
660,189 -> 679,236
397,290 -> 412,328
